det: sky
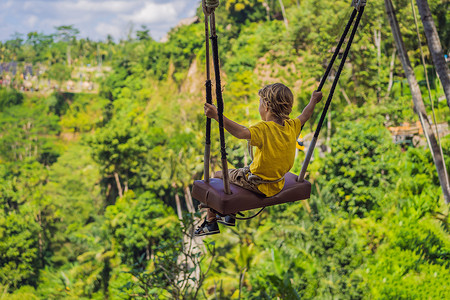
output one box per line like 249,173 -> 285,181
0,0 -> 201,42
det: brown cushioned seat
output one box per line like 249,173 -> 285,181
192,172 -> 311,215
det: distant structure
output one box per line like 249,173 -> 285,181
388,121 -> 423,147
0,62 -> 18,76
160,16 -> 200,43
388,121 -> 449,149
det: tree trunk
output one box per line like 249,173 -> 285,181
385,0 -> 450,204
339,84 -> 352,105
278,0 -> 289,29
262,1 -> 271,21
239,267 -> 247,300
106,183 -> 111,199
374,27 -> 382,102
415,0 -> 450,109
183,186 -> 195,214
101,258 -> 111,300
384,47 -> 396,100
174,187 -> 183,220
37,210 -> 43,268
113,172 -> 123,198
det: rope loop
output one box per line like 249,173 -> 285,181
206,0 -> 220,8
203,0 -> 219,16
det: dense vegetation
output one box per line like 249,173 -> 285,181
1,0 -> 449,298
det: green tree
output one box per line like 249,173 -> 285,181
47,63 -> 72,90
0,98 -> 60,164
318,120 -> 400,216
105,191 -> 180,266
0,87 -> 24,111
55,25 -> 80,66
0,160 -> 51,290
88,112 -> 167,204
0,207 -> 40,289
136,25 -> 152,41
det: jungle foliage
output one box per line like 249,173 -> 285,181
0,0 -> 449,298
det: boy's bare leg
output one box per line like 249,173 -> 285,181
206,209 -> 216,222
197,172 -> 222,222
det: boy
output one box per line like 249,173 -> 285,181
195,83 -> 322,236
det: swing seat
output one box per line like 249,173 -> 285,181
192,172 -> 311,215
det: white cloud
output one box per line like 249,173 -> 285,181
122,2 -> 178,24
1,0 -> 201,41
95,22 -> 120,36
49,0 -> 139,15
3,0 -> 14,9
94,21 -> 125,40
26,15 -> 38,27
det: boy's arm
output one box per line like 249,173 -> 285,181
204,103 -> 251,140
297,91 -> 323,126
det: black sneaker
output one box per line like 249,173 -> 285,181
194,219 -> 220,236
217,214 -> 236,226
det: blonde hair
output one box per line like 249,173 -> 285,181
258,83 -> 294,121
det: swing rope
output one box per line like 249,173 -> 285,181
203,0 -> 212,183
410,0 -> 449,188
299,9 -> 357,134
201,1 -> 366,199
209,206 -> 266,220
196,0 -> 366,220
211,20 -> 231,194
233,207 -> 265,220
299,5 -> 366,182
202,0 -> 231,194
205,0 -> 219,8
317,9 -> 357,92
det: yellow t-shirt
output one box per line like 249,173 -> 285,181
248,118 -> 302,197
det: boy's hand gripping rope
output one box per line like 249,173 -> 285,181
202,0 -> 212,182
202,0 -> 231,194
298,5 -> 366,182
352,0 -> 367,11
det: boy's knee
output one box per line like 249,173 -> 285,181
213,171 -> 223,179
